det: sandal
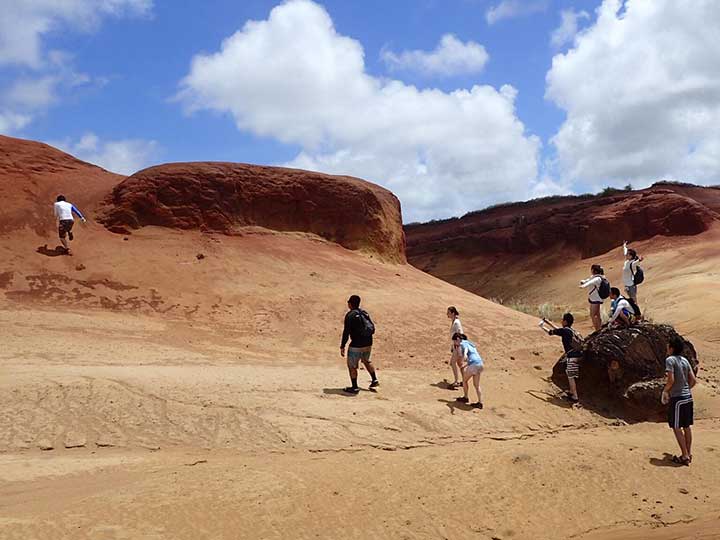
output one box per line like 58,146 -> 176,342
473,402 -> 483,409
671,455 -> 691,466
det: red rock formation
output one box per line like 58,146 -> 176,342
0,135 -> 122,234
99,162 -> 406,262
406,184 -> 720,262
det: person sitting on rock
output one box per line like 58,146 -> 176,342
580,264 -> 608,331
622,241 -> 644,302
663,336 -> 697,466
540,313 -> 583,403
606,287 -> 636,328
53,194 -> 86,253
453,333 -> 484,409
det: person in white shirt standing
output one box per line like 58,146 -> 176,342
622,241 -> 644,302
447,306 -> 464,388
580,264 -> 609,331
53,195 -> 86,253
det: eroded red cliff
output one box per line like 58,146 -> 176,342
99,162 -> 406,262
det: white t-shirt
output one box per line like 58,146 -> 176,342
609,297 -> 634,323
622,259 -> 640,287
450,318 -> 463,339
53,201 -> 85,221
581,275 -> 604,302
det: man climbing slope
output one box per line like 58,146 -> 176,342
53,195 -> 86,254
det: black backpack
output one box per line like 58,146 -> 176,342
626,297 -> 642,319
598,277 -> 611,299
356,309 -> 375,337
631,263 -> 645,285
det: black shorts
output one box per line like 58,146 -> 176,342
58,219 -> 74,238
668,396 -> 693,429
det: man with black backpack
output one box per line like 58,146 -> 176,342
340,295 -> 378,394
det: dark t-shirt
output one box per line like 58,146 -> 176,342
341,309 -> 373,348
550,327 -> 581,357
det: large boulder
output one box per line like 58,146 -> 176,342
551,323 -> 699,420
99,162 -> 406,263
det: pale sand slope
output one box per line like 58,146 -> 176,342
1,229 -> 719,539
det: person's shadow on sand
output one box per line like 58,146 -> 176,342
649,453 -> 687,467
525,389 -> 574,409
438,398 -> 474,414
430,380 -> 457,390
36,244 -> 68,257
323,387 -> 376,396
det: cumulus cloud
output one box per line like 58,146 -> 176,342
546,0 -> 720,189
0,111 -> 31,134
177,0 -> 540,221
381,34 -> 489,77
486,0 -> 548,25
52,132 -> 159,175
550,9 -> 590,49
0,0 -> 153,68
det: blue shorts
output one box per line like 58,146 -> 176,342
347,346 -> 372,369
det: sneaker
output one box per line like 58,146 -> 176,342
343,386 -> 360,394
455,396 -> 469,403
369,380 -> 379,388
473,402 -> 484,409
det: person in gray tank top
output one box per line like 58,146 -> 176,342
662,336 -> 697,466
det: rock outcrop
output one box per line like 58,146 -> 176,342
0,135 -> 123,234
99,162 -> 406,262
406,183 -> 720,261
551,323 -> 699,420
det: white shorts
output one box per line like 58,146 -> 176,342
465,364 -> 484,376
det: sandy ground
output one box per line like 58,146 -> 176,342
1,228 -> 719,539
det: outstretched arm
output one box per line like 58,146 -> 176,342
71,205 -> 86,221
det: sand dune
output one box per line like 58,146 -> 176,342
1,137 -> 719,539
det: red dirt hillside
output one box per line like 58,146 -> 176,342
0,135 -> 123,234
405,183 -> 720,262
99,162 -> 406,262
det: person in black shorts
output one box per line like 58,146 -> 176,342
541,313 -> 583,403
340,295 -> 378,394
663,336 -> 697,466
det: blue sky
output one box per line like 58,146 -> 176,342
2,0 -> 719,221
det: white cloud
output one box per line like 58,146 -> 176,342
177,0 -> 540,221
0,0 -> 153,68
546,0 -> 720,189
3,76 -> 58,108
51,132 -> 159,175
0,111 -> 31,134
381,34 -> 489,77
550,9 -> 590,49
486,0 -> 548,25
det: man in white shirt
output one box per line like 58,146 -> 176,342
607,287 -> 635,327
622,241 -> 643,301
53,195 -> 86,253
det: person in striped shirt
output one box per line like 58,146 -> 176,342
663,336 -> 697,466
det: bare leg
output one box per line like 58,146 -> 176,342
60,237 -> 68,250
349,366 -> 358,382
361,359 -> 377,381
567,377 -> 578,400
473,372 -> 482,404
673,427 -> 690,458
684,427 -> 693,460
590,304 -> 601,331
451,353 -> 460,384
462,370 -> 471,399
